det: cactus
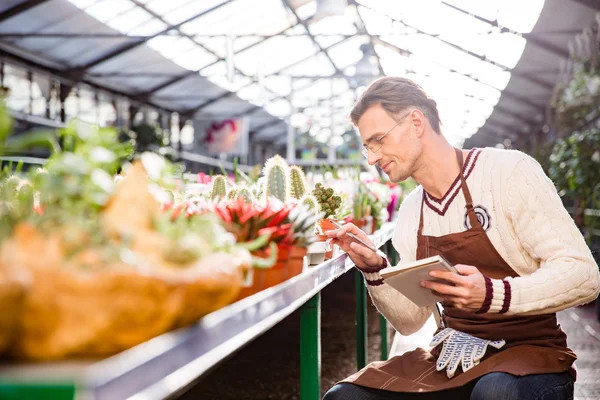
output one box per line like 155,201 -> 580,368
263,155 -> 289,203
237,188 -> 252,203
299,194 -> 321,234
210,175 -> 227,201
299,194 -> 320,212
227,188 -> 239,200
288,165 -> 308,200
312,182 -> 341,219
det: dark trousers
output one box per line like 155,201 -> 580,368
323,371 -> 574,400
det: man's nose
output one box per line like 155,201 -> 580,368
368,151 -> 382,166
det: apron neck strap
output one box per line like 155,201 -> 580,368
456,148 -> 479,229
418,148 -> 479,236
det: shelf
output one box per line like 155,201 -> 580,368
0,222 -> 396,400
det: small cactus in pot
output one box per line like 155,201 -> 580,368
288,165 -> 308,200
210,175 -> 227,201
263,155 -> 288,203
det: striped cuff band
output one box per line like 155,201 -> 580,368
488,278 -> 512,314
476,275 -> 493,314
357,257 -> 388,286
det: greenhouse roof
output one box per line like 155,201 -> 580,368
0,0 -> 597,147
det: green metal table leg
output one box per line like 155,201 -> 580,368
300,292 -> 321,400
355,269 -> 367,370
379,241 -> 392,361
379,315 -> 388,361
0,384 -> 75,400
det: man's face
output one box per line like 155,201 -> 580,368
357,104 -> 421,183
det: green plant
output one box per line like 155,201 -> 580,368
263,155 -> 288,203
211,175 -> 227,201
227,188 -> 239,200
549,128 -> 600,242
288,165 -> 308,200
237,188 -> 252,203
299,194 -> 320,212
311,183 -> 341,219
298,193 -> 321,233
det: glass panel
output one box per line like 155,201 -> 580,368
265,99 -> 292,117
147,35 -> 195,60
484,31 -> 526,69
233,34 -> 317,76
106,7 -> 153,33
441,0 -> 499,21
128,18 -> 168,35
284,53 -> 336,77
263,76 -> 292,97
309,15 -> 357,36
314,34 -> 347,49
68,0 -> 102,9
326,35 -> 369,70
171,47 -> 219,70
498,0 -> 545,33
475,62 -> 511,91
162,0 -> 229,25
147,0 -> 198,15
85,0 -> 136,23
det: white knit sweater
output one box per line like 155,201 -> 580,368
361,147 -> 600,336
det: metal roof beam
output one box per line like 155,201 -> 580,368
442,1 -> 571,59
179,36 -> 354,115
138,25 -> 293,97
353,2 -> 384,76
0,0 -> 49,23
492,104 -> 541,126
252,118 -> 286,133
78,0 -> 236,70
570,0 -> 600,11
281,0 -> 344,75
128,0 -> 279,101
0,48 -> 184,117
484,119 -> 523,135
373,37 -> 545,112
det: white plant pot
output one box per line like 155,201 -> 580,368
307,241 -> 329,266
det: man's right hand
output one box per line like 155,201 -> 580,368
325,223 -> 383,270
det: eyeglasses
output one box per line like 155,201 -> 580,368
361,111 -> 412,158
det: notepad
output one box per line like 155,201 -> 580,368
380,255 -> 458,307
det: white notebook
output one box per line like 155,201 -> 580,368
380,255 -> 458,307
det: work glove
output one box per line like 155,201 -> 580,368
430,328 -> 506,378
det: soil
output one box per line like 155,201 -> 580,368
175,270 -> 393,400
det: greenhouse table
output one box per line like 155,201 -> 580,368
0,222 -> 397,400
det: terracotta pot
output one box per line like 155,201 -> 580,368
236,245 -> 291,301
287,246 -> 307,279
351,216 -> 374,234
318,218 -> 337,233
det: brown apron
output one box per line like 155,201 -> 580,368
343,148 -> 577,393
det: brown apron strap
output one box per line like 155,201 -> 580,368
455,148 -> 479,229
418,191 -> 425,236
418,148 -> 479,236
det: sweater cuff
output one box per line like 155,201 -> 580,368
485,278 -> 512,313
356,256 -> 388,286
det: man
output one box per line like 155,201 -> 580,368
323,77 -> 600,400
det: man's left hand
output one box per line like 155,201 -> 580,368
421,265 -> 486,312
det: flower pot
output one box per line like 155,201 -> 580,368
236,245 -> 291,301
0,224 -> 246,360
288,246 -> 307,279
318,218 -> 337,234
307,241 -> 329,265
352,216 -> 374,234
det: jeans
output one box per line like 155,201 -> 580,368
322,371 -> 574,400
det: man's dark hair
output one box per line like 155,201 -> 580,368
349,77 -> 442,134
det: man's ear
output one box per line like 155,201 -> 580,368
411,109 -> 427,137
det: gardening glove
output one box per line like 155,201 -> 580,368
430,328 -> 505,378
